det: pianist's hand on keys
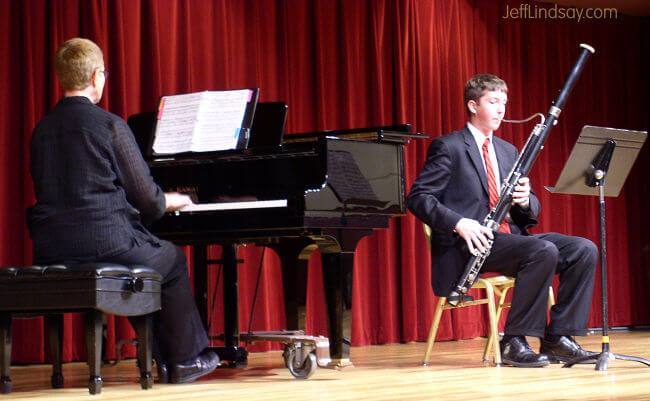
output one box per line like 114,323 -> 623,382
164,192 -> 194,212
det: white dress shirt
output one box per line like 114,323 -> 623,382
467,122 -> 501,191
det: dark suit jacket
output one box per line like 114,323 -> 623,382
28,96 -> 166,264
406,126 -> 540,297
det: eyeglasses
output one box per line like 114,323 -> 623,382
100,70 -> 109,79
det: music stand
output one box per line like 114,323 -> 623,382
547,125 -> 649,371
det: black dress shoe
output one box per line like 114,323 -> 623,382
169,351 -> 220,384
500,336 -> 550,367
540,336 -> 599,363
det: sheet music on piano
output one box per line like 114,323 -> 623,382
152,89 -> 259,155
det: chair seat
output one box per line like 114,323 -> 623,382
476,275 -> 515,287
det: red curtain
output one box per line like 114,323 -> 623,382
0,0 -> 647,363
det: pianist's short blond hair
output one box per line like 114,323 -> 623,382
54,38 -> 104,91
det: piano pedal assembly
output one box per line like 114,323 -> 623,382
210,331 -> 332,379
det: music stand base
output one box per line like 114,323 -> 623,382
563,344 -> 650,370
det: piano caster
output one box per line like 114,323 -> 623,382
236,331 -> 331,379
283,344 -> 317,379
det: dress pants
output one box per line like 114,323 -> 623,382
480,232 -> 598,338
104,239 -> 209,364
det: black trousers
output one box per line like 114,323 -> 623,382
104,240 -> 209,364
481,232 -> 598,338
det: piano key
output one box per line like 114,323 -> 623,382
177,199 -> 288,213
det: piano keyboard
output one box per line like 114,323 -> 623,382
177,199 -> 288,213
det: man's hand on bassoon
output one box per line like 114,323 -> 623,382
512,177 -> 531,209
455,218 -> 493,256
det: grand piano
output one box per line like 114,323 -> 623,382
129,112 -> 423,372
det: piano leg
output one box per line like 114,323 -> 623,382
321,252 -> 352,366
271,239 -> 315,330
194,243 -> 247,367
222,244 -> 240,351
319,228 -> 374,366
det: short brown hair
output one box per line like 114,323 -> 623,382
54,38 -> 104,91
464,74 -> 507,114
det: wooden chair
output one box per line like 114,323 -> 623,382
0,263 -> 162,394
420,224 -> 555,365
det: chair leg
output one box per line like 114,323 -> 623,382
132,315 -> 154,390
422,297 -> 446,366
0,313 -> 12,394
494,286 -> 511,324
85,310 -> 103,395
46,314 -> 64,388
483,282 -> 501,365
484,284 -> 512,362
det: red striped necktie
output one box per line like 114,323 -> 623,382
482,137 -> 511,234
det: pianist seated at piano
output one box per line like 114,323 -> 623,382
27,37 -> 219,384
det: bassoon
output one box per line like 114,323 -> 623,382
447,43 -> 595,306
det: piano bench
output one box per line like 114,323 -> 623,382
0,263 -> 162,395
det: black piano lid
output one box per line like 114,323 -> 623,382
285,124 -> 428,144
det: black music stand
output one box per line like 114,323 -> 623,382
547,125 -> 649,371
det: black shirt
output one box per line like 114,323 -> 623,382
29,96 -> 166,264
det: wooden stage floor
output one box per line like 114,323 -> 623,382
3,330 -> 650,400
